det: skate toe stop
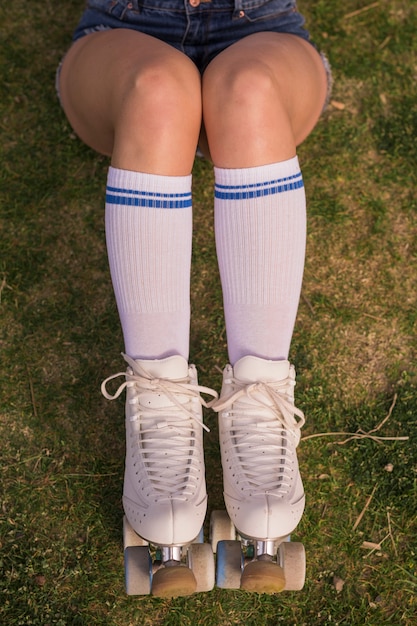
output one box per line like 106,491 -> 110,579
241,561 -> 286,594
151,566 -> 197,598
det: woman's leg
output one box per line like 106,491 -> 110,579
205,34 -> 328,566
203,32 -> 327,167
60,29 -> 202,174
60,30 -> 202,360
203,33 -> 327,364
60,33 -> 214,584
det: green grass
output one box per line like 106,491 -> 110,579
1,0 -> 417,623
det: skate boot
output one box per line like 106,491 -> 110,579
209,356 -> 306,593
101,354 -> 217,597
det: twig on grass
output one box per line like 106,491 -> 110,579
378,35 -> 392,50
26,364 -> 39,420
362,312 -> 386,322
0,276 -> 6,301
367,393 -> 398,435
353,484 -> 378,530
344,2 -> 380,20
361,540 -> 383,551
0,275 -> 12,303
353,492 -> 398,557
301,293 -> 315,315
302,430 -> 407,444
361,533 -> 390,557
302,394 -> 408,445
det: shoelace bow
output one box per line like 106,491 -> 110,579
101,354 -> 218,500
101,354 -> 218,432
210,377 -> 305,495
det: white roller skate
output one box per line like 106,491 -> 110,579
101,354 -> 217,597
210,356 -> 306,593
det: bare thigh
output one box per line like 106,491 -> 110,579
202,33 -> 328,167
59,29 -> 202,174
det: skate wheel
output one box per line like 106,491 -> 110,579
210,510 -> 236,552
193,526 -> 205,544
151,565 -> 197,598
123,516 -> 148,548
241,560 -> 286,594
124,546 -> 152,595
187,543 -> 215,592
216,540 -> 243,589
278,541 -> 306,591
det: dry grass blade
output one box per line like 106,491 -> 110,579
387,508 -> 398,557
344,2 -> 380,20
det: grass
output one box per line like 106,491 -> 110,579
1,0 -> 417,623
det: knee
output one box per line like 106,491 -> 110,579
203,59 -> 281,117
118,58 -> 202,127
202,58 -> 296,166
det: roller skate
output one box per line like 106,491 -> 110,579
210,356 -> 306,593
101,354 -> 217,597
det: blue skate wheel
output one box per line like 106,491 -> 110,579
216,540 -> 243,589
124,545 -> 152,595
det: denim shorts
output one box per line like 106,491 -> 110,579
58,0 -> 331,112
73,0 -> 313,74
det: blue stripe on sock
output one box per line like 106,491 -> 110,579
215,171 -> 302,191
106,186 -> 192,209
214,173 -> 304,200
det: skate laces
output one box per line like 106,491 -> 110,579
101,354 -> 218,501
211,375 -> 305,496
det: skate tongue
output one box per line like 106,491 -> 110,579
233,356 -> 290,384
135,355 -> 189,380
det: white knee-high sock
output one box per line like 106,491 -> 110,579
214,156 -> 306,365
105,166 -> 192,360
